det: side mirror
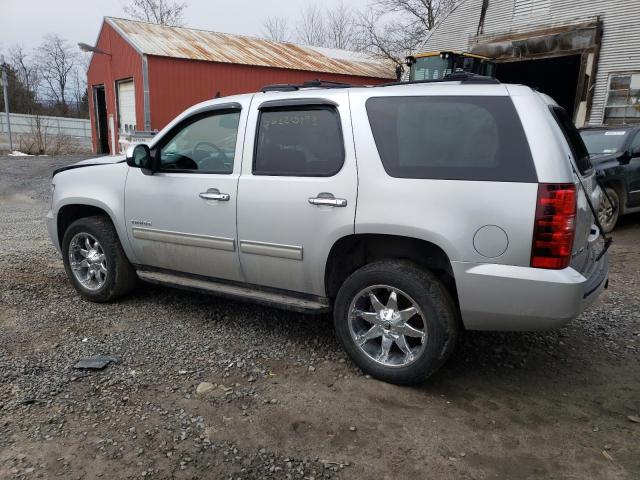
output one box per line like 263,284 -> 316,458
631,146 -> 640,159
126,143 -> 154,173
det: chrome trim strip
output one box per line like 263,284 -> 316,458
239,240 -> 303,260
132,227 -> 235,252
136,270 -> 327,311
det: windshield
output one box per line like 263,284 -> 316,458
580,129 -> 629,155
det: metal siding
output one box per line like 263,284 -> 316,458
147,56 -> 387,130
108,17 -> 395,79
423,0 -> 640,124
87,22 -> 143,152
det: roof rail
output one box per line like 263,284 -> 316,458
261,79 -> 353,93
379,72 -> 500,87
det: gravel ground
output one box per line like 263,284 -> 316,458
0,155 -> 639,480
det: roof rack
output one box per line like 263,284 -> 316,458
379,72 -> 500,87
261,79 -> 353,92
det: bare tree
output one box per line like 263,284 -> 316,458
374,0 -> 454,32
295,5 -> 327,47
36,34 -> 79,114
8,44 -> 39,96
356,0 -> 455,65
71,55 -> 90,117
325,1 -> 358,50
262,16 -> 290,42
123,0 -> 187,26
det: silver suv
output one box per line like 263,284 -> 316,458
47,78 -> 609,384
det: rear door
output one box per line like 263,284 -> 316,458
236,90 -> 357,296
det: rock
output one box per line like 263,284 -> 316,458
349,426 -> 357,432
196,382 -> 215,395
628,415 -> 640,423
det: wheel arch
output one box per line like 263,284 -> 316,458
56,200 -> 135,263
324,233 -> 458,303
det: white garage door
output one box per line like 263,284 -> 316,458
117,80 -> 136,133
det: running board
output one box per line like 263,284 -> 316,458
136,270 -> 330,314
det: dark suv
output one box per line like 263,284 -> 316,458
580,126 -> 640,232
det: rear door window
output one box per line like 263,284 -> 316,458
253,106 -> 344,176
365,96 -> 537,182
550,107 -> 592,175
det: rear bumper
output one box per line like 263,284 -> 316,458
452,252 -> 609,331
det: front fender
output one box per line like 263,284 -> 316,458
51,163 -> 138,264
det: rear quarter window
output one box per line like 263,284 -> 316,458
550,107 -> 592,175
365,96 -> 537,182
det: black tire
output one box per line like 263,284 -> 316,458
598,187 -> 620,233
333,260 -> 459,385
61,215 -> 137,302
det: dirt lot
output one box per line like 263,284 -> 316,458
1,155 -> 639,480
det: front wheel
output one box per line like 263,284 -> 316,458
62,215 -> 137,302
333,261 -> 459,385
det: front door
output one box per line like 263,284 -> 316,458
124,102 -> 248,281
237,91 -> 358,296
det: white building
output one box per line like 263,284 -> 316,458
419,0 -> 640,126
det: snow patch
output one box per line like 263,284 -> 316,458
8,151 -> 34,157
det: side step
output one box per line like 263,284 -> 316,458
136,270 -> 330,314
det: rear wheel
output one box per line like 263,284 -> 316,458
62,215 -> 137,302
598,187 -> 620,233
333,260 -> 459,385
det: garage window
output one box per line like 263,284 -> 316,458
604,73 -> 640,125
253,106 -> 344,177
366,96 -> 537,182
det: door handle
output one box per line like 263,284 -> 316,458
308,193 -> 347,207
199,188 -> 230,201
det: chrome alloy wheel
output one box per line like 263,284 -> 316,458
68,232 -> 107,291
348,285 -> 427,367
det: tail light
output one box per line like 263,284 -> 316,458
531,183 -> 576,269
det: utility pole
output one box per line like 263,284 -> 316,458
0,56 -> 13,152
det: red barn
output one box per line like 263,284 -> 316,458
86,17 -> 395,154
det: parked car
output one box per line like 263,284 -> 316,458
579,125 -> 640,232
47,78 -> 609,385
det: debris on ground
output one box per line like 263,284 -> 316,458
73,355 -> 119,370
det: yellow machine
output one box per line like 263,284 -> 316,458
406,51 -> 496,81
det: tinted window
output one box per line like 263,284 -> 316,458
254,106 -> 344,176
550,107 -> 592,174
159,111 -> 240,173
366,96 -> 536,182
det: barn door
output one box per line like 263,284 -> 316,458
116,79 -> 136,139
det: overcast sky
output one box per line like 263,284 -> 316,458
0,0 -> 371,54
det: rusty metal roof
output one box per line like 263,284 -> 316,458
106,17 -> 395,79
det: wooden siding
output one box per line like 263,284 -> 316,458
146,55 -> 388,130
86,22 -> 143,152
